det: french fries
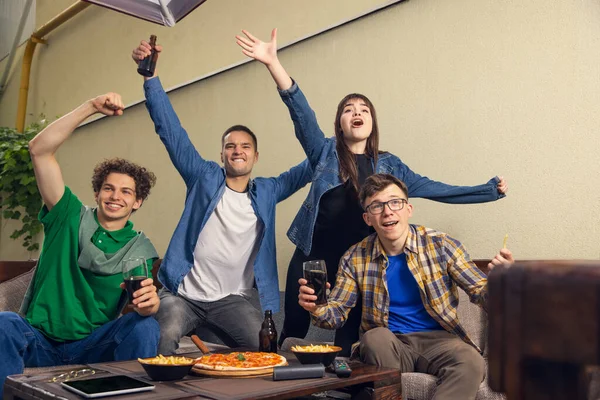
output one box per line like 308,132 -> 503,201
138,354 -> 195,365
291,344 -> 337,353
503,234 -> 509,249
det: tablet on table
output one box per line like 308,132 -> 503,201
60,375 -> 155,398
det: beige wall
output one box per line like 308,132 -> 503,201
1,0 -> 599,283
0,0 -> 405,261
2,0 -> 408,127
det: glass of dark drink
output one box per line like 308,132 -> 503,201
122,257 -> 147,304
303,260 -> 327,305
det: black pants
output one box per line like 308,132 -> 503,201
279,247 -> 361,356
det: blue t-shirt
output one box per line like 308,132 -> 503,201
386,254 -> 444,334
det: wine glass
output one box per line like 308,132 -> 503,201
122,257 -> 147,304
303,260 -> 327,305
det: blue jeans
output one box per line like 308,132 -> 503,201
0,311 -> 159,397
156,289 -> 262,355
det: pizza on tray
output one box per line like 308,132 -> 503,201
194,352 -> 287,371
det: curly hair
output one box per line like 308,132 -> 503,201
91,158 -> 157,202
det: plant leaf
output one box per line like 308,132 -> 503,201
0,116 -> 47,252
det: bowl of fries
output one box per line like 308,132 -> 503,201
138,354 -> 196,381
290,344 -> 342,367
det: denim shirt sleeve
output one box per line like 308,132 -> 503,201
392,156 -> 505,204
270,158 -> 313,203
278,81 -> 330,171
144,77 -> 207,187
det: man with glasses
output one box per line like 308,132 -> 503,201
298,173 -> 513,400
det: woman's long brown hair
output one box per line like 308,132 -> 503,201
333,93 -> 380,193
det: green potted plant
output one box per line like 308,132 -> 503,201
0,118 -> 49,252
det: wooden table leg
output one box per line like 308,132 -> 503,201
350,375 -> 402,400
3,383 -> 19,400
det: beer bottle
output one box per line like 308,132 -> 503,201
137,35 -> 159,77
258,310 -> 278,353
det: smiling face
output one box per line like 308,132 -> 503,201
220,130 -> 259,179
94,172 -> 142,228
338,97 -> 374,152
362,183 -> 413,253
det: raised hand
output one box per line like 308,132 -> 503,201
497,176 -> 508,194
90,93 -> 124,116
236,28 -> 278,66
236,28 -> 292,90
132,39 -> 162,65
488,248 -> 514,271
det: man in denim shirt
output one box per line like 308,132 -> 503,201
133,40 -> 311,353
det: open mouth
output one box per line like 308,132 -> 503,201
352,119 -> 364,127
382,221 -> 398,227
105,202 -> 124,211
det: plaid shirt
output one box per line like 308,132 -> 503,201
311,224 -> 488,353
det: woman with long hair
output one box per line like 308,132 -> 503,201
236,29 -> 508,355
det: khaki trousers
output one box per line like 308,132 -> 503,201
359,327 -> 485,400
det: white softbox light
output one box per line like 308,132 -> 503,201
82,0 -> 207,27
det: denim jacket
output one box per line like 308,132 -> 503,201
278,82 -> 505,256
144,77 -> 311,312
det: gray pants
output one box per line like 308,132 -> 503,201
359,327 -> 485,400
155,289 -> 263,355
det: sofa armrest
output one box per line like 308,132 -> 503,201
0,260 -> 37,283
0,265 -> 36,312
473,259 -> 491,275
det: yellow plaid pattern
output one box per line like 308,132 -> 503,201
311,224 -> 487,353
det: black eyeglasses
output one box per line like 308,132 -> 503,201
365,199 -> 408,215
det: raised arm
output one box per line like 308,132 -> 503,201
396,160 -> 508,203
237,29 -> 329,169
28,94 -> 124,210
236,28 -> 293,90
272,159 -> 312,203
133,40 -> 207,185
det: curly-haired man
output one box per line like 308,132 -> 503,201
0,93 -> 160,396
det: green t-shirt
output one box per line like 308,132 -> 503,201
25,187 -> 153,341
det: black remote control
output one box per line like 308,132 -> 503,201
331,359 -> 352,378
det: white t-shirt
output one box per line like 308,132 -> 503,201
178,186 -> 263,301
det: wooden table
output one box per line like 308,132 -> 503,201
4,351 -> 401,400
